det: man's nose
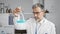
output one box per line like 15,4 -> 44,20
34,14 -> 37,17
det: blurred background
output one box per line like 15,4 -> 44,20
0,0 -> 60,34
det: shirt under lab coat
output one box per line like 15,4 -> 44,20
26,17 -> 56,34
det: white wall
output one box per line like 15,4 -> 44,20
0,13 -> 9,26
45,0 -> 60,34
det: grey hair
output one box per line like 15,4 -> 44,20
32,3 -> 44,9
32,3 -> 49,13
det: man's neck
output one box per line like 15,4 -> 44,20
36,17 -> 43,23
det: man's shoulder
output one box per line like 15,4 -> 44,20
44,18 -> 55,27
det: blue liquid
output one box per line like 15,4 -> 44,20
16,19 -> 26,23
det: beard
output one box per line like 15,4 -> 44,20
35,17 -> 39,21
34,17 -> 41,22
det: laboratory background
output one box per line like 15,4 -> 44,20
0,0 -> 60,34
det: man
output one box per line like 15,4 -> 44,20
26,3 -> 56,34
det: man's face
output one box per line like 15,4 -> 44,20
33,7 -> 44,21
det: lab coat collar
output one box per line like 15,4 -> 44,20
37,17 -> 45,25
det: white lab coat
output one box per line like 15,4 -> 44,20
26,17 -> 56,34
